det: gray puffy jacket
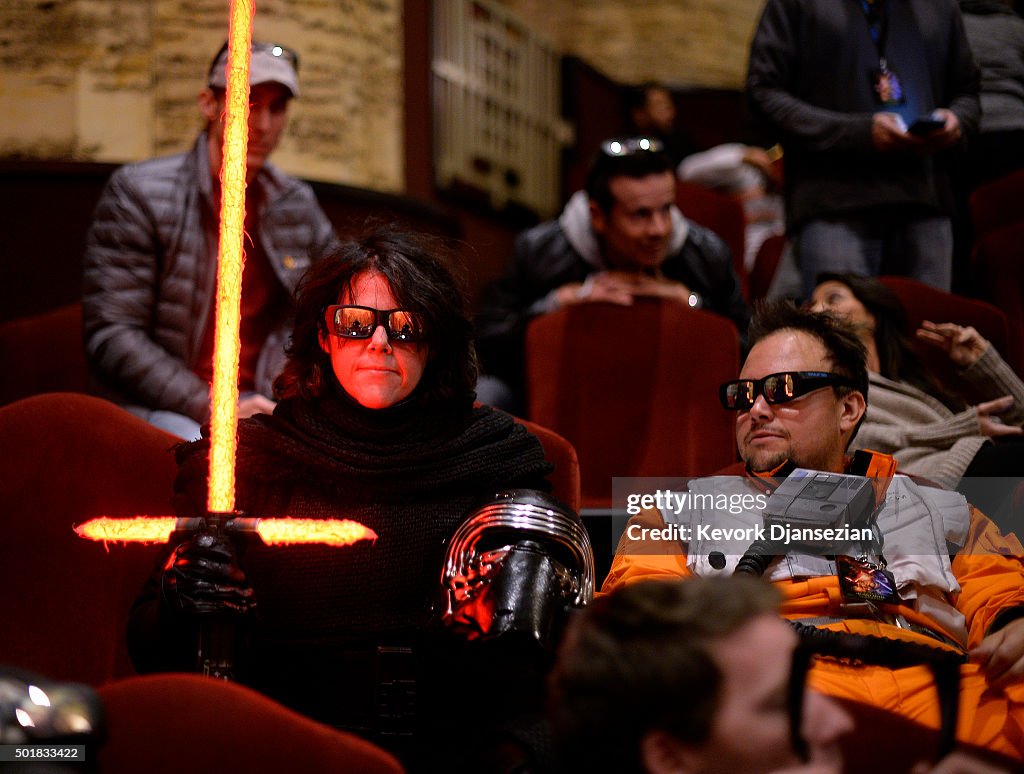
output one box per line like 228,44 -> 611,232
83,133 -> 339,422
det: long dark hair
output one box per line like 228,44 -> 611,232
816,273 -> 965,411
274,225 -> 478,406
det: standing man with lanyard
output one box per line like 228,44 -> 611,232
746,0 -> 980,299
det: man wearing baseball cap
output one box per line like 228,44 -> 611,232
204,41 -> 301,184
83,41 -> 339,440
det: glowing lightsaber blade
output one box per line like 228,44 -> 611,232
74,516 -> 378,548
208,0 -> 254,515
75,1 -> 372,549
75,6 -> 372,681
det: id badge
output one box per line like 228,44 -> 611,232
837,555 -> 900,604
870,67 -> 905,107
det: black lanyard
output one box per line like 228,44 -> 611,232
860,0 -> 891,71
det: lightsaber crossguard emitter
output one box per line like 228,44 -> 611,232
75,514 -> 376,680
75,0 -> 374,680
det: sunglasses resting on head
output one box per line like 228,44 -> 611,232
325,305 -> 427,343
600,136 -> 664,157
719,371 -> 859,411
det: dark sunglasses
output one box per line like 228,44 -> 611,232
600,136 -> 664,157
719,371 -> 859,411
208,41 -> 300,78
325,305 -> 427,343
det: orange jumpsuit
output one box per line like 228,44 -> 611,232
603,476 -> 1024,758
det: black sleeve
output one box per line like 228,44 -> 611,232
673,226 -> 751,344
746,0 -> 875,153
125,442 -> 211,674
125,546 -> 197,674
474,234 -> 537,385
475,225 -> 585,387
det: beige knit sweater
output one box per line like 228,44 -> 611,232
851,346 -> 1024,487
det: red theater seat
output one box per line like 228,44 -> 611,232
749,233 -> 787,302
513,415 -> 581,513
676,180 -> 749,300
0,303 -> 88,406
96,673 -> 403,774
0,393 -> 178,685
968,167 -> 1024,241
970,223 -> 1024,377
878,275 -> 1021,385
526,298 -> 740,508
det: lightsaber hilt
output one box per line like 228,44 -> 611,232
195,510 -> 246,681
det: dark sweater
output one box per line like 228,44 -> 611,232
746,0 -> 980,228
127,390 -> 552,743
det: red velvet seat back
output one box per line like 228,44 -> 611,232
878,275 -> 1020,386
0,393 -> 177,685
675,180 -> 749,300
513,416 -> 581,512
749,233 -> 787,302
968,168 -> 1024,241
526,299 -> 740,508
970,223 -> 1024,377
0,303 -> 88,406
96,673 -> 403,773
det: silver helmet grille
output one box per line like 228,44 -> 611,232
440,495 -> 595,621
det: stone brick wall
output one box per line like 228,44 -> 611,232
500,0 -> 765,89
0,0 -> 403,191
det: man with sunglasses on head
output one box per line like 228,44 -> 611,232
474,137 -> 749,413
82,41 -> 339,440
604,302 -> 1024,763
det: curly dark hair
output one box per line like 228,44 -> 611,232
273,226 -> 478,406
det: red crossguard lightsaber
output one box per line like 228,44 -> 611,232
75,0 -> 374,675
77,0 -> 373,547
74,516 -> 376,549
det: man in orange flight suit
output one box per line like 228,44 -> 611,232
604,302 -> 1024,759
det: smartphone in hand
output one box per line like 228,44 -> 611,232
908,116 -> 945,136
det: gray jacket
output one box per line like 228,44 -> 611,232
962,8 -> 1024,133
82,134 -> 338,422
853,345 -> 1024,487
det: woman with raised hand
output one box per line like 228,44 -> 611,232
810,273 -> 1024,517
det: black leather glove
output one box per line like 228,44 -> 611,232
160,532 -> 256,616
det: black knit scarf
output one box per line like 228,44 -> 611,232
183,388 -> 552,503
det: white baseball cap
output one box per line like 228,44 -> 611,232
208,41 -> 299,97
